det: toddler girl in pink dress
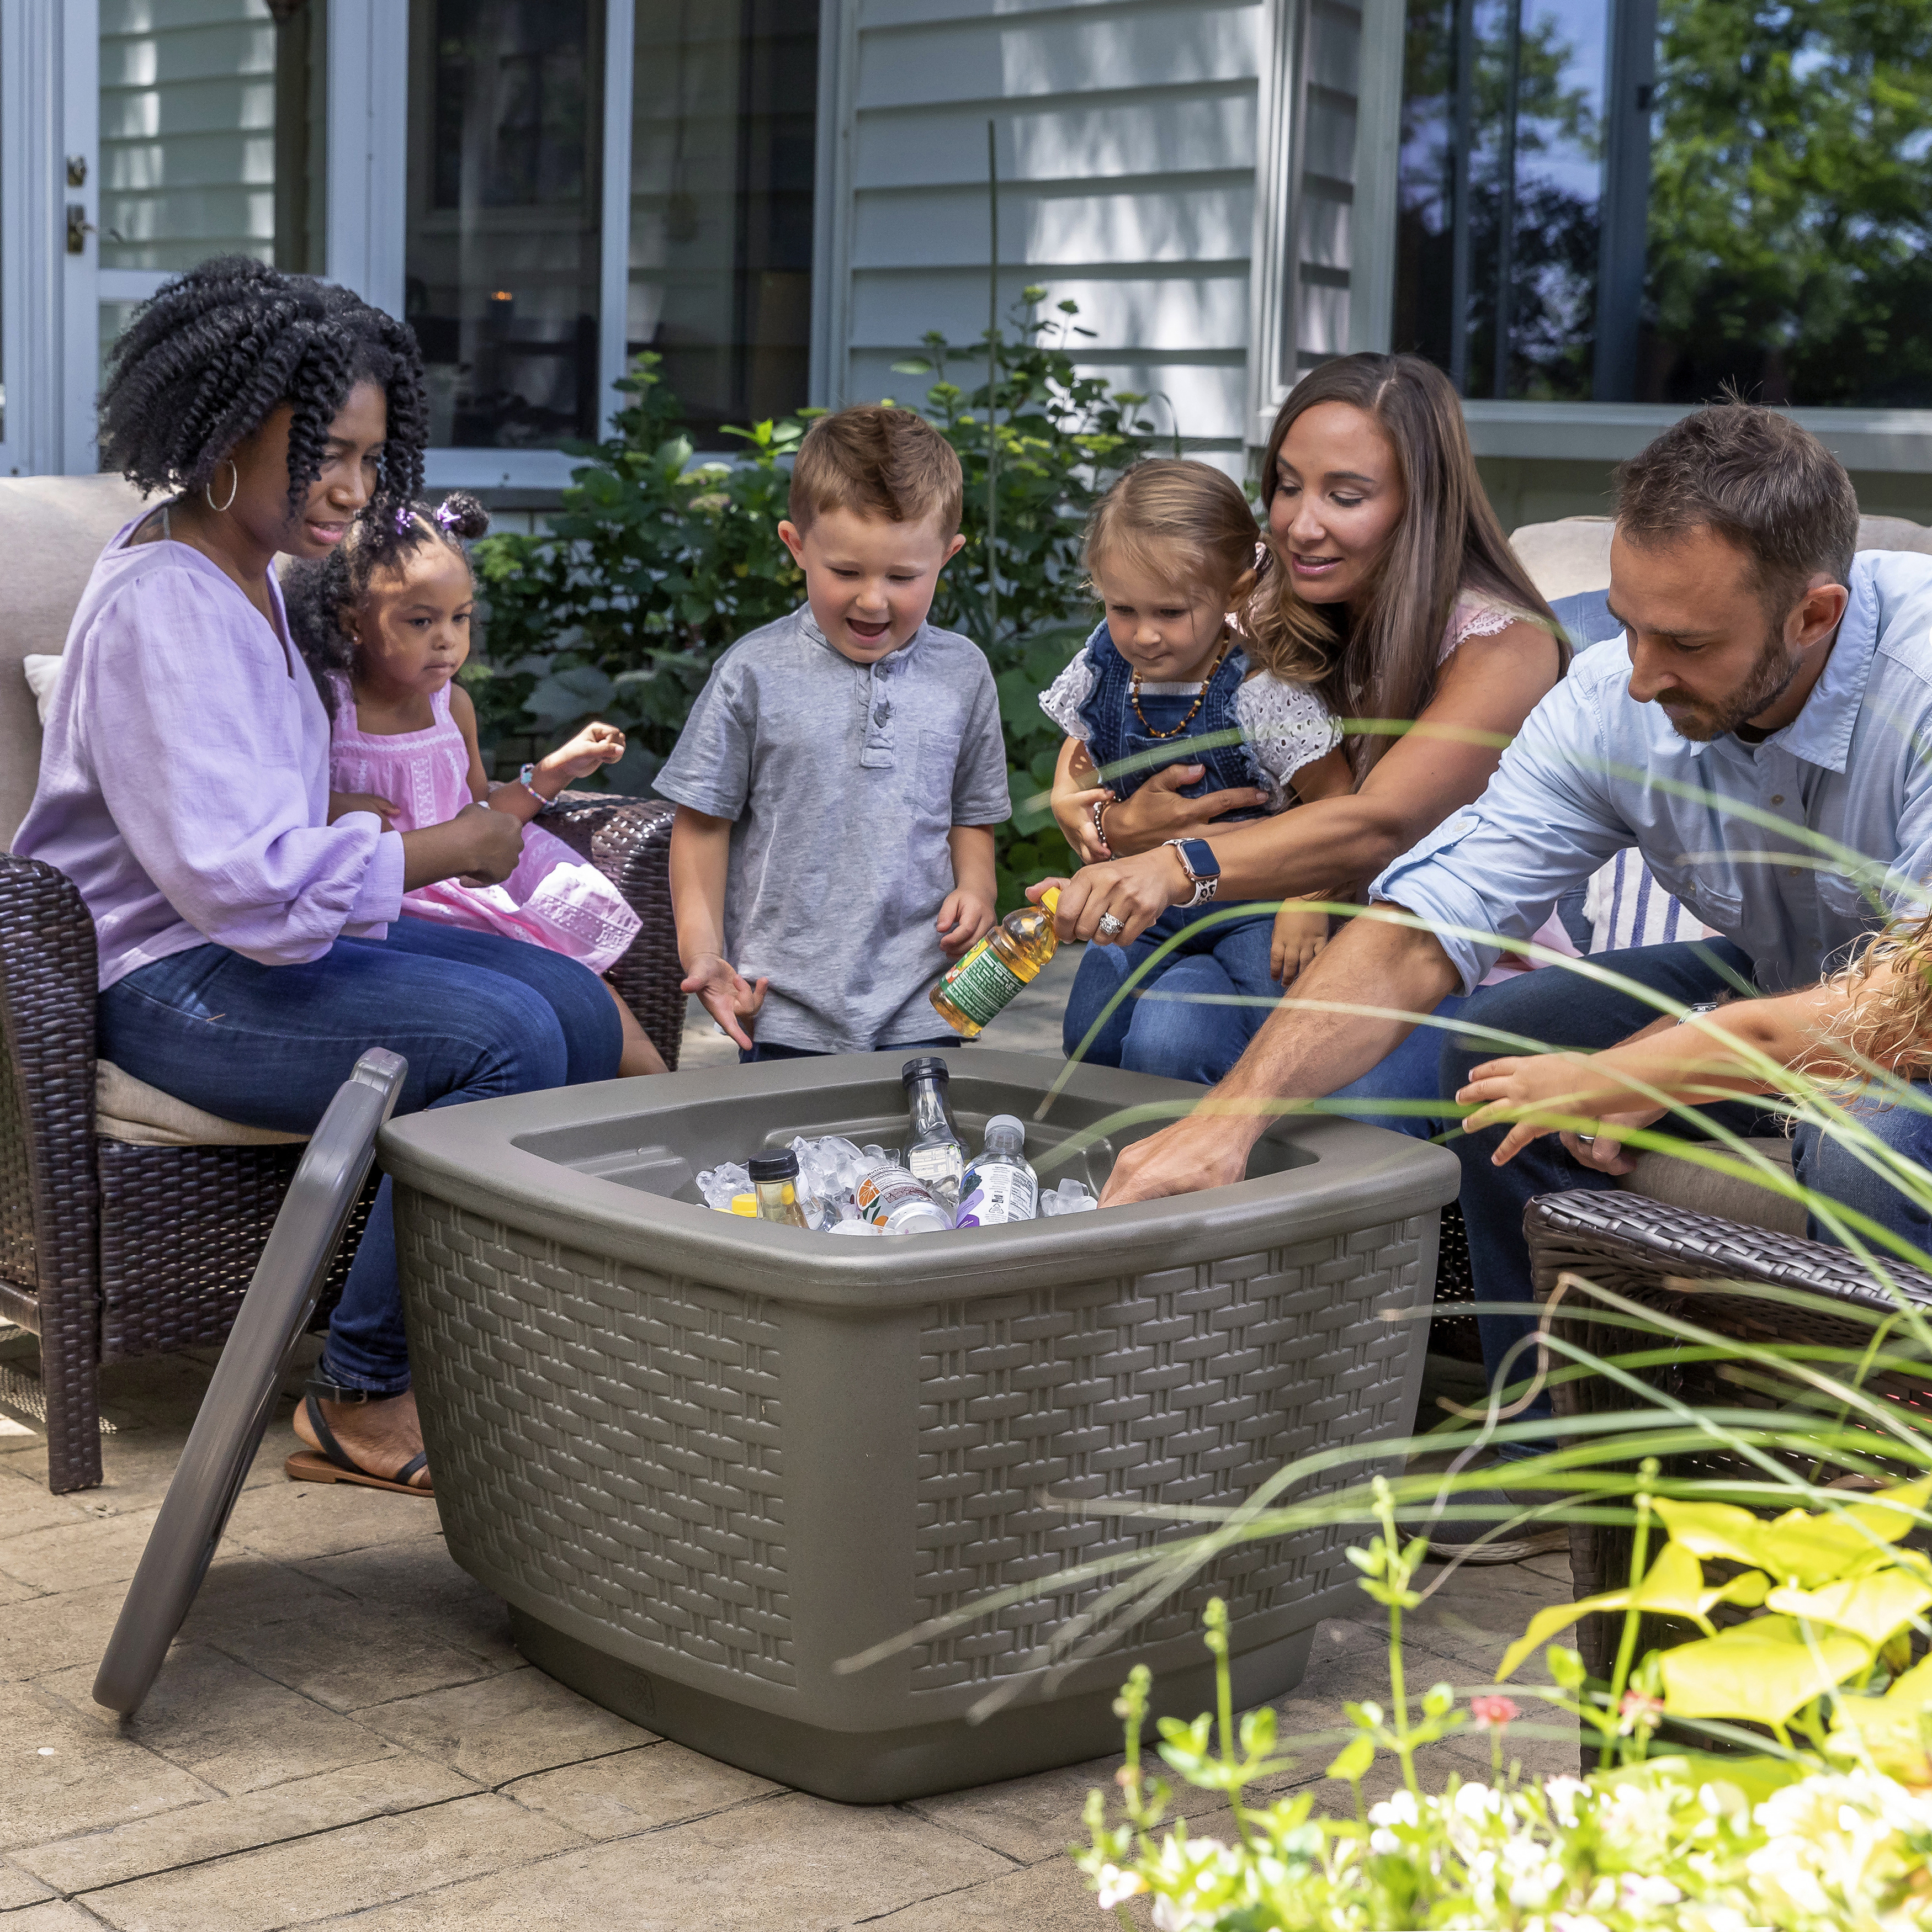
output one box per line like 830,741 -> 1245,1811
286,492 -> 664,1075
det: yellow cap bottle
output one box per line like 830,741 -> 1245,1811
930,887 -> 1061,1038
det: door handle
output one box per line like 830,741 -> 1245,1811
66,204 -> 97,255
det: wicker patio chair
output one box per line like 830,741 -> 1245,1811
0,794 -> 682,1494
1524,1188 -> 1932,1679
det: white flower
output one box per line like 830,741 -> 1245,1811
1368,1789 -> 1420,1829
1151,1899 -> 1195,1932
1093,1864 -> 1144,1910
1544,1775 -> 1589,1827
1453,1781 -> 1500,1819
1550,1915 -> 1610,1932
1618,1871 -> 1682,1910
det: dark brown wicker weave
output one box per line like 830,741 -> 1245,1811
0,793 -> 679,1493
1525,1188 -> 1932,1678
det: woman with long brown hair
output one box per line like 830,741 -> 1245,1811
1047,351 -> 1568,1103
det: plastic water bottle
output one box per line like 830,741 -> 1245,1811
901,1057 -> 967,1204
954,1116 -> 1039,1227
854,1164 -> 953,1235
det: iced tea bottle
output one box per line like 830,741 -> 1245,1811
748,1151 -> 810,1227
929,887 -> 1060,1038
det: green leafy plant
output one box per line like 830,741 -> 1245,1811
1076,1472 -> 1932,1930
465,295 -> 1162,907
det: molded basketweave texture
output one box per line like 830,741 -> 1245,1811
385,1053 -> 1456,1800
909,1226 -> 1428,1689
401,1200 -> 1430,1696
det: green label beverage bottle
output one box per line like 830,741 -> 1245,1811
930,887 -> 1060,1038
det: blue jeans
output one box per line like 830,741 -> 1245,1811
1325,992 -> 1474,1138
1438,938 -> 1932,1448
97,917 -> 622,1394
1062,907 -> 1281,1085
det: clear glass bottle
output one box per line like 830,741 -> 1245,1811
954,1115 -> 1039,1227
930,888 -> 1060,1038
901,1057 -> 966,1204
747,1150 -> 810,1227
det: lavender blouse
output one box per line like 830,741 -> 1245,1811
15,518 -> 404,990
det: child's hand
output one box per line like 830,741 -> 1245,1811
1052,742 -> 1114,863
1456,1053 -> 1665,1171
328,790 -> 397,828
680,953 -> 768,1051
1270,900 -> 1330,985
539,721 -> 628,786
935,887 -> 997,959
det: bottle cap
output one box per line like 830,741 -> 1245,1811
985,1113 -> 1026,1142
1039,886 -> 1060,913
728,1193 -> 758,1216
748,1150 -> 799,1181
901,1055 -> 949,1086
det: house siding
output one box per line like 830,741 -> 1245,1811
832,0 -> 1267,469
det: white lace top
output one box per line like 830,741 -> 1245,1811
1440,593 -> 1518,664
1038,655 -> 1340,813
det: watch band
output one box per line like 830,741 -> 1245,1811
1164,838 -> 1220,907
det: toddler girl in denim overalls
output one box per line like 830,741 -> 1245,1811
1042,459 -> 1353,1076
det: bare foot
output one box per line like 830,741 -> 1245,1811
294,1388 -> 431,1490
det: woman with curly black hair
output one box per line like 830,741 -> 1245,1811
16,258 -> 622,1497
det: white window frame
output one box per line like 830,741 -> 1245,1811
326,0 -> 636,492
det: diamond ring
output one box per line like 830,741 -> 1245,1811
1096,912 -> 1126,938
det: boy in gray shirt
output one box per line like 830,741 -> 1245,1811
658,406 -> 1010,1057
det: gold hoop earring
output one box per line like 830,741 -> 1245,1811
205,460 -> 239,514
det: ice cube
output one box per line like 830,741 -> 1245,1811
697,1161 -> 752,1211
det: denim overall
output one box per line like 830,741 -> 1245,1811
1063,620 -> 1291,1082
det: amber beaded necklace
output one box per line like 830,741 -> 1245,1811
1127,630 -> 1232,739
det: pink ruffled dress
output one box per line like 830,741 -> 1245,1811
326,675 -> 641,975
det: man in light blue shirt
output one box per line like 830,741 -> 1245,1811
1102,404 -> 1932,1554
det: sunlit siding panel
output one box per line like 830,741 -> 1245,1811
837,0 -> 1266,465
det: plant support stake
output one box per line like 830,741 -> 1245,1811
987,117 -> 1000,649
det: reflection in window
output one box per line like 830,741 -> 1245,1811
629,0 -> 818,444
1394,0 -> 1932,407
98,0 -> 326,274
405,0 -> 604,449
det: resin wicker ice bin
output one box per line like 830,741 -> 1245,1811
381,1050 -> 1457,1803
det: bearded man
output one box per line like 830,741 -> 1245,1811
1092,401 -> 1932,1558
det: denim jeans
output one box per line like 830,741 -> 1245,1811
97,917 -> 622,1394
1434,937 -> 1932,1450
1324,992 -> 1475,1138
1061,907 -> 1281,1085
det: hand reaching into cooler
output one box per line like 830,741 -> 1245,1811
681,952 -> 769,1052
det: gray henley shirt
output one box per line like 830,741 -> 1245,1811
655,606 -> 1010,1053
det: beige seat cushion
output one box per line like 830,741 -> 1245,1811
2,473 -> 150,849
1511,511 -> 1932,603
95,1060 -> 307,1148
1615,1135 -> 1804,1238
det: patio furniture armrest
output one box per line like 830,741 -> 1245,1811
0,853 -> 104,1489
1525,1188 -> 1932,1675
538,791 -> 683,1069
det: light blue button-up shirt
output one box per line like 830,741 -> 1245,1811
1371,550 -> 1932,994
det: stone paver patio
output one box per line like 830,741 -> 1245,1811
0,949 -> 1576,1928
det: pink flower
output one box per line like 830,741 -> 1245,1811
1617,1690 -> 1664,1737
1471,1695 -> 1520,1729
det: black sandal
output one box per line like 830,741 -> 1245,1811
284,1392 -> 432,1496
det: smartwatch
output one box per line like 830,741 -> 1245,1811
1165,838 -> 1221,908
